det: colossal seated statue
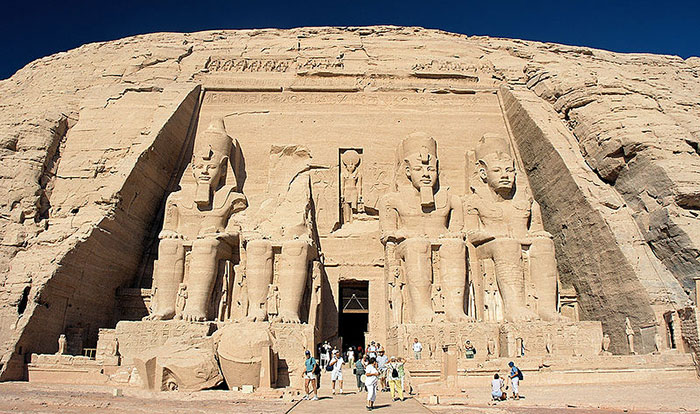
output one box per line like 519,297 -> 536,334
145,119 -> 247,322
238,145 -> 317,324
379,133 -> 468,323
466,134 -> 559,321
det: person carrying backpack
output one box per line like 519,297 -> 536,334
508,361 -> 523,400
386,356 -> 404,401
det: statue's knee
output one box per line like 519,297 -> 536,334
282,239 -> 309,257
531,237 -> 555,252
402,238 -> 430,254
192,238 -> 220,254
439,239 -> 465,256
247,239 -> 272,256
159,239 -> 183,255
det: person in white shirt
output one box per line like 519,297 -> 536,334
367,341 -> 377,359
412,338 -> 423,359
491,373 -> 506,401
364,357 -> 380,411
347,347 -> 355,366
329,350 -> 344,395
320,342 -> 331,369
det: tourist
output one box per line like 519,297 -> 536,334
347,346 -> 355,366
329,349 -> 344,395
355,354 -> 366,392
465,340 -> 477,359
386,356 -> 404,401
397,357 -> 408,394
376,349 -> 389,391
508,361 -> 522,399
367,341 -> 377,359
320,341 -> 331,369
364,357 -> 380,411
303,350 -> 319,400
491,373 -> 506,401
412,338 -> 423,359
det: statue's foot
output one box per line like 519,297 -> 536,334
446,312 -> 472,323
505,308 -> 539,322
143,309 -> 174,321
413,312 -> 434,324
278,311 -> 301,324
245,310 -> 267,322
539,312 -> 566,322
181,309 -> 207,322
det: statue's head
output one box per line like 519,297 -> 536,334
400,132 -> 439,190
192,118 -> 233,206
475,134 -> 516,198
341,149 -> 361,173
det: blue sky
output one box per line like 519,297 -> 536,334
1,0 -> 699,80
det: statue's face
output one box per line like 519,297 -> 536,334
481,155 -> 515,193
342,158 -> 359,173
405,155 -> 438,190
192,155 -> 225,187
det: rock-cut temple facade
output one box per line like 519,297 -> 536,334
0,26 -> 699,390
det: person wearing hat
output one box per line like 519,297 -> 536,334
329,349 -> 345,394
303,350 -> 319,400
465,340 -> 477,359
386,356 -> 404,401
367,341 -> 377,359
375,349 -> 389,391
508,361 -> 522,399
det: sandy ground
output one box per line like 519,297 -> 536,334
426,381 -> 700,414
2,374 -> 700,414
0,382 -> 293,414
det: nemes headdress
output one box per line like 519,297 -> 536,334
195,117 -> 233,162
192,117 -> 240,191
399,132 -> 437,163
475,133 -> 512,162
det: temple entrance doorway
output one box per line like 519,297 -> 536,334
338,281 -> 369,354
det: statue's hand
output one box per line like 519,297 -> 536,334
440,231 -> 464,240
467,230 -> 494,246
197,232 -> 229,241
381,229 -> 408,245
159,230 -> 185,240
527,230 -> 552,239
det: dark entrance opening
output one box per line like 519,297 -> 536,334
338,281 -> 369,354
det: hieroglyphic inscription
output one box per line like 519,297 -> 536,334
202,91 -> 495,108
412,60 -> 478,73
206,57 -> 344,73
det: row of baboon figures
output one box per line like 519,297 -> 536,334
144,119 -> 562,324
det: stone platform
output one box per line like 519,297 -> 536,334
387,321 -> 604,360
407,352 -> 697,394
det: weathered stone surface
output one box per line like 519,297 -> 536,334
1,26 -> 698,380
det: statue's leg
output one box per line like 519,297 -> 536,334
480,239 -> 535,322
439,239 -> 469,322
145,239 -> 184,320
529,238 -> 560,320
246,239 -> 273,321
399,238 -> 433,323
277,239 -> 310,323
182,238 -> 223,322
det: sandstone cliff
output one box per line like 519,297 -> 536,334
1,26 -> 698,379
